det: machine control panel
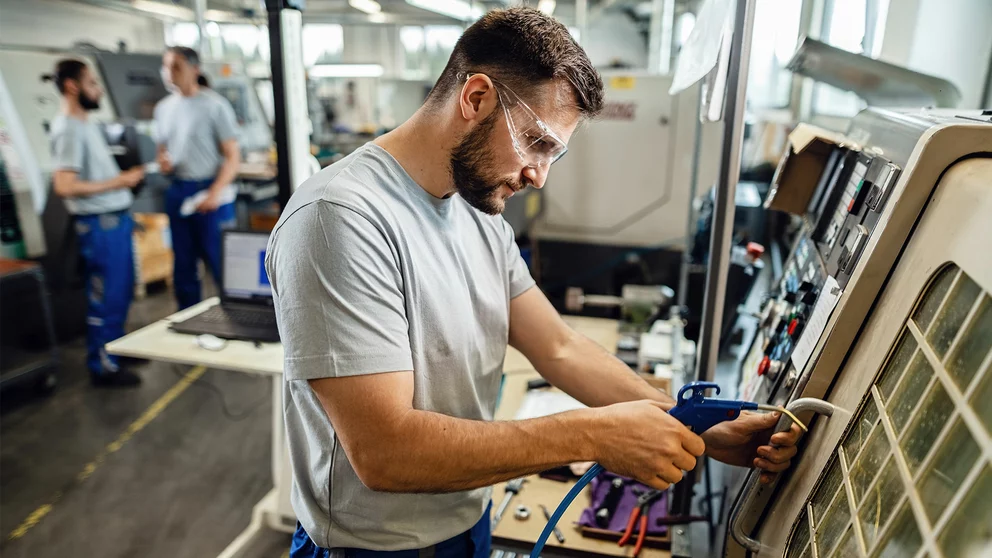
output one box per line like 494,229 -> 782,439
739,146 -> 900,407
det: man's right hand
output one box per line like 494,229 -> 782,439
117,167 -> 145,189
592,400 -> 705,491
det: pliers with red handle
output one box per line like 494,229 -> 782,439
617,488 -> 664,556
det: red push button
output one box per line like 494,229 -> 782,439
788,318 -> 799,336
758,356 -> 770,376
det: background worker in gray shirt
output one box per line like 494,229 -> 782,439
267,8 -> 802,556
46,59 -> 144,387
154,46 -> 240,309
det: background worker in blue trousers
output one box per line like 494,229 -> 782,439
154,46 -> 241,309
46,59 -> 145,388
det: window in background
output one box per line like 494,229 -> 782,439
747,0 -> 802,109
811,0 -> 890,117
400,26 -> 427,79
423,26 -> 462,81
221,24 -> 264,60
302,24 -> 344,66
166,22 -> 200,48
675,11 -> 695,50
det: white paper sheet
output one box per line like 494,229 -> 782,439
669,0 -> 734,95
791,275 -> 842,373
514,390 -> 586,421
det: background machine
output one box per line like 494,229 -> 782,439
723,107 -> 992,556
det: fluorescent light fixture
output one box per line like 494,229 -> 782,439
349,0 -> 383,14
537,0 -> 556,15
368,12 -> 388,23
405,0 -> 483,22
309,64 -> 385,78
131,0 -> 192,19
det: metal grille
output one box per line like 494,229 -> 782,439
786,264 -> 992,558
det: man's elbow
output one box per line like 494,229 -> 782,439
53,183 -> 72,198
350,447 -> 406,493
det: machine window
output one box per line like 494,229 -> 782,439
785,263 -> 992,558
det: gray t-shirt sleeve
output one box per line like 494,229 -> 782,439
268,201 -> 414,381
51,122 -> 83,171
212,96 -> 239,144
502,219 -> 536,299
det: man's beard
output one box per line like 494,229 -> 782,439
79,92 -> 100,111
450,111 -> 523,216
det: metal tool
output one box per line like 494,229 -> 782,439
539,504 -> 565,543
618,489 -> 665,557
514,504 -> 531,520
492,478 -> 526,529
594,477 -> 626,528
532,380 -> 800,556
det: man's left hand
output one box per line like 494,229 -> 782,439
702,412 -> 803,484
196,190 -> 222,213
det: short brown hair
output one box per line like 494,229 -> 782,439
426,7 -> 604,117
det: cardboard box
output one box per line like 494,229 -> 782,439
138,251 -> 173,284
133,213 -> 172,256
764,124 -> 858,215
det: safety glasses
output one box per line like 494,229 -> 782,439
466,73 -> 568,168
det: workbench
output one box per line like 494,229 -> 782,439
490,373 -> 678,558
106,301 -> 684,557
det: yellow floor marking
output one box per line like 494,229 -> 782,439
6,365 -> 207,542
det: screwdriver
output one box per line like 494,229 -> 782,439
492,478 -> 526,529
540,504 -> 566,543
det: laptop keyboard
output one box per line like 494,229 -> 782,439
196,305 -> 277,328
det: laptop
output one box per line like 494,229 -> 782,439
170,230 -> 280,343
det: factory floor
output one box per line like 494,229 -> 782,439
0,282 -> 758,558
0,285 -> 292,558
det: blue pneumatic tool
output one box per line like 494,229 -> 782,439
529,381 -> 792,556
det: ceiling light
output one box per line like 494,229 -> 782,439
309,64 -> 385,78
349,0 -> 383,14
537,0 -> 556,15
368,12 -> 387,23
130,0 -> 192,19
405,0 -> 483,22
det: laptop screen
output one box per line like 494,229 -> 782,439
222,231 -> 272,302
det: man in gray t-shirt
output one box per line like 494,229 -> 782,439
155,46 -> 241,309
47,59 -> 144,387
267,8 -> 802,556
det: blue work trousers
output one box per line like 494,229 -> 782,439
164,178 -> 235,309
290,504 -> 492,558
74,211 -> 134,376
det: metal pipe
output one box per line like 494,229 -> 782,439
695,0 -> 756,383
730,397 -> 837,553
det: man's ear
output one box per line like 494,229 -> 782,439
458,74 -> 498,123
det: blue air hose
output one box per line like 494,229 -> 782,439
529,463 -> 604,556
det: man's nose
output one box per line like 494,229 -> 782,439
522,165 -> 549,189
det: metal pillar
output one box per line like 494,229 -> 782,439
194,0 -> 209,58
695,0 -> 757,384
576,0 -> 588,45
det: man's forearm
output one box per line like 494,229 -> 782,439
210,153 -> 240,193
350,407 -> 599,493
535,329 -> 674,409
55,177 -> 121,197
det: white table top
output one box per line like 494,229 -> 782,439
106,297 -> 284,376
108,299 -> 621,379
